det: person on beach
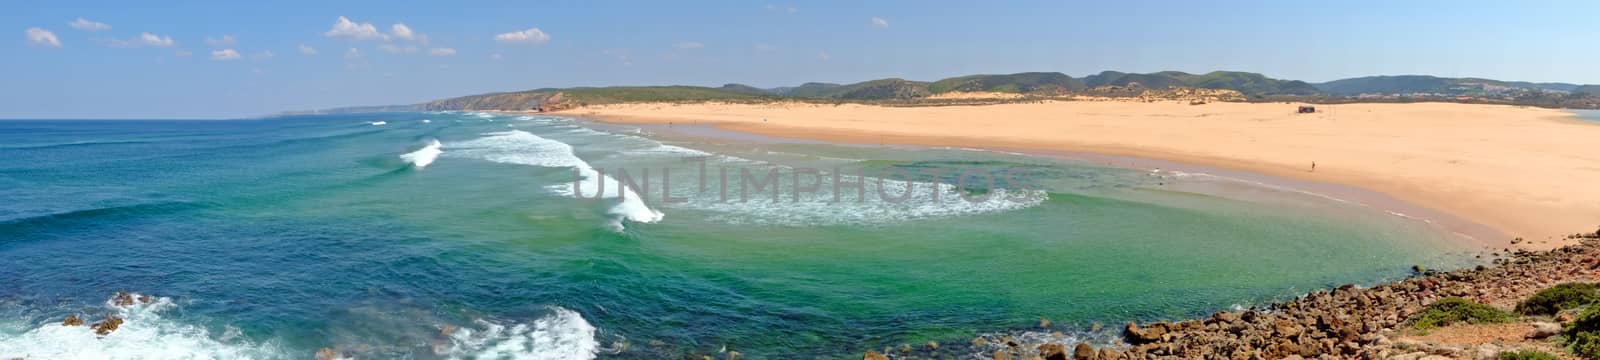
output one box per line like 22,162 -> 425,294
1311,161 -> 1317,172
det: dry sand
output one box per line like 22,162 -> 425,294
559,100 -> 1600,248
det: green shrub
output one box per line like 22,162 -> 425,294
1497,350 -> 1560,360
1517,283 -> 1599,316
1408,297 -> 1515,330
1567,305 -> 1600,359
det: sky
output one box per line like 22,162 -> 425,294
5,0 -> 1600,119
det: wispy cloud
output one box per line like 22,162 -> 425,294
494,27 -> 550,45
377,44 -> 419,54
298,44 -> 317,55
673,41 -> 705,49
210,48 -> 241,60
602,48 -> 632,66
764,4 -> 797,14
205,34 -> 236,47
871,17 -> 889,29
68,18 -> 110,31
108,32 -> 176,48
428,47 -> 456,57
817,51 -> 831,61
490,53 -> 503,60
344,48 -> 362,60
252,50 -> 274,60
25,27 -> 62,48
325,16 -> 386,41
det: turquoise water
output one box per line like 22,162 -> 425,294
0,113 -> 1475,359
1572,109 -> 1600,123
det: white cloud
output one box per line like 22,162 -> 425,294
871,17 -> 889,29
252,50 -> 274,60
205,34 -> 236,47
673,41 -> 704,49
391,24 -> 414,40
428,47 -> 455,56
494,27 -> 550,44
210,48 -> 241,60
325,16 -> 386,41
68,18 -> 110,31
754,43 -> 777,51
109,32 -> 175,48
602,49 -> 633,66
764,4 -> 797,13
344,47 -> 362,59
817,51 -> 831,61
377,44 -> 419,54
25,27 -> 61,48
298,44 -> 317,55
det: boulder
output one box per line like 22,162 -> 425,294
1527,322 -> 1561,339
862,350 -> 889,360
1072,343 -> 1095,360
1037,343 -> 1068,360
62,315 -> 83,326
90,316 -> 123,335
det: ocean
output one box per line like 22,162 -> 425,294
0,112 -> 1477,359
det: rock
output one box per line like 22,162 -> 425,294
1072,343 -> 1094,360
314,348 -> 339,360
62,315 -> 83,326
440,325 -> 457,335
1559,312 -> 1576,323
1096,348 -> 1116,360
1474,344 -> 1499,360
926,341 -> 938,350
1090,322 -> 1101,332
90,316 -> 123,335
896,344 -> 911,353
863,350 -> 889,360
1123,322 -> 1163,344
992,350 -> 1013,360
727,351 -> 740,360
111,292 -> 135,307
1037,343 -> 1067,360
971,337 -> 989,347
1527,322 -> 1561,339
1040,317 -> 1051,328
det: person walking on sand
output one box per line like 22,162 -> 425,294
1311,161 -> 1316,172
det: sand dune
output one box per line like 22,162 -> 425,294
563,100 -> 1600,249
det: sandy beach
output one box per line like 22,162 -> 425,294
561,100 -> 1600,249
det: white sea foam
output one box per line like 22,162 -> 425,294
447,130 -> 663,230
472,112 -> 495,118
422,119 -> 432,123
672,175 -> 1049,226
370,121 -> 388,126
442,307 -> 598,360
0,293 -> 284,359
400,139 -> 444,168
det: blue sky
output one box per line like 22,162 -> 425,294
5,0 -> 1599,118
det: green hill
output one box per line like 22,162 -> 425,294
1081,71 -> 1318,97
779,79 -> 931,100
1315,75 -> 1583,96
772,82 -> 843,97
928,72 -> 1085,94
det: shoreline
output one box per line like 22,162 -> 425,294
587,118 -> 1507,249
540,100 -> 1600,250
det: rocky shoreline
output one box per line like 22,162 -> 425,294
869,231 -> 1600,360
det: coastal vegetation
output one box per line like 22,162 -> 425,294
297,70 -> 1600,115
1516,283 -> 1599,316
1407,297 -> 1514,330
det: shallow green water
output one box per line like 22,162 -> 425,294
0,112 -> 1474,358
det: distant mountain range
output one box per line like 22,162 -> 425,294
292,71 -> 1600,114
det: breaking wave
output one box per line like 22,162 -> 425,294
441,307 -> 598,360
0,293 -> 285,359
446,130 -> 663,230
399,139 -> 443,169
